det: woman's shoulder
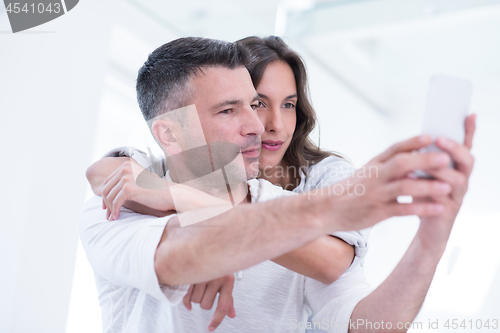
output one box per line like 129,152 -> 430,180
309,155 -> 355,178
102,146 -> 167,177
296,155 -> 355,192
310,155 -> 352,169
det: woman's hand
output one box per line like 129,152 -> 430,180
102,159 -> 174,220
182,274 -> 236,332
101,159 -> 233,221
416,114 -> 476,253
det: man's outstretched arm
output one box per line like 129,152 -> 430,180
80,136 -> 452,287
87,154 -> 355,284
154,135 -> 452,286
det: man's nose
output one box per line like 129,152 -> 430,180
241,106 -> 264,137
265,107 -> 284,133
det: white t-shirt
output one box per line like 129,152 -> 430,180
103,148 -> 370,260
290,156 -> 373,333
246,171 -> 372,333
79,148 -> 373,333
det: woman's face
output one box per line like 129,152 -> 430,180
255,61 -> 297,170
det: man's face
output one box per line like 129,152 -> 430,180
189,66 -> 264,180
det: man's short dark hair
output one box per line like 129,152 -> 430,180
137,37 -> 252,122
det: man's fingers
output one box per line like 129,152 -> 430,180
183,285 -> 194,311
199,282 -> 219,310
376,135 -> 432,163
207,298 -> 232,332
190,283 -> 208,304
384,152 -> 450,181
464,114 -> 476,150
385,178 -> 451,201
207,277 -> 235,332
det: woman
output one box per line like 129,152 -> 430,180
238,36 -> 351,192
87,36 -> 369,331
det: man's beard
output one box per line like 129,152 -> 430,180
166,140 -> 256,194
239,136 -> 261,180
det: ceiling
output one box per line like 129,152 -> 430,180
122,0 -> 500,119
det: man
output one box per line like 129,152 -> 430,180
79,37 -> 475,332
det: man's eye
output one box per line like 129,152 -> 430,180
283,102 -> 295,109
219,109 -> 232,114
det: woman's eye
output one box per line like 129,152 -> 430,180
252,101 -> 265,110
283,102 -> 295,109
219,109 -> 232,114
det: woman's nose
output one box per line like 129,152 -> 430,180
266,108 -> 284,133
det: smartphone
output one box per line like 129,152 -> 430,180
413,75 -> 472,178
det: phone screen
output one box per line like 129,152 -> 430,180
414,75 -> 472,178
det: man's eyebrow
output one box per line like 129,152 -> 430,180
213,99 -> 242,110
213,94 -> 260,110
258,93 -> 298,100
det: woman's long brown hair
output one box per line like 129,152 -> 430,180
237,36 -> 348,174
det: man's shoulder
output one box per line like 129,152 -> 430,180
79,196 -> 106,229
78,196 -> 171,236
81,195 -> 102,211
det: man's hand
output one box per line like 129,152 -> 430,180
182,274 -> 236,332
320,134 -> 455,232
416,114 -> 476,252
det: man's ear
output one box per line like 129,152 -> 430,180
152,119 -> 182,155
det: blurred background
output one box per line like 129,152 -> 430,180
1,0 -> 499,332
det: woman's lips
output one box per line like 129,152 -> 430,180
261,140 -> 284,152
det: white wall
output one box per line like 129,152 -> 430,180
0,2 -> 107,332
0,1 -> 174,332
